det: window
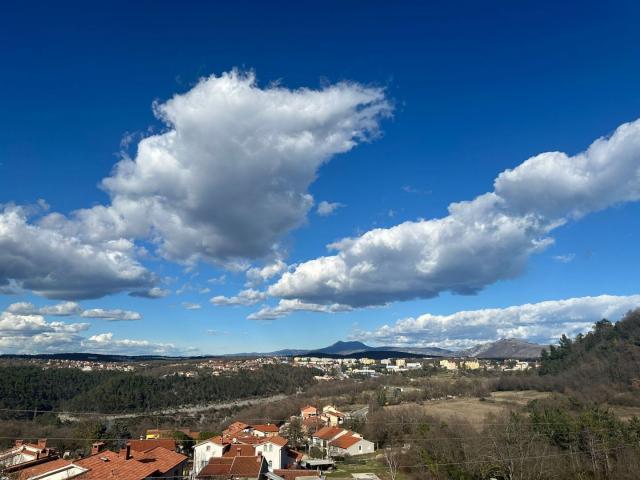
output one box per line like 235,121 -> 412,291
206,445 -> 210,452
269,460 -> 273,468
358,445 -> 362,451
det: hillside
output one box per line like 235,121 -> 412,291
461,338 -> 545,359
500,308 -> 640,405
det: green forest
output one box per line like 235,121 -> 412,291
0,364 -> 318,416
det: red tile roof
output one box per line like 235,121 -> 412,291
260,435 -> 288,448
18,458 -> 73,480
224,421 -> 249,433
252,424 -> 279,433
130,446 -> 187,474
75,450 -> 159,480
128,439 -> 176,452
312,426 -> 345,441
329,433 -> 362,450
286,449 -> 305,463
197,455 -> 266,478
222,444 -> 256,457
274,469 -> 321,480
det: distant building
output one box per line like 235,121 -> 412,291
439,359 -> 458,371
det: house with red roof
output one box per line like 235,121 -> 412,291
328,432 -> 374,457
194,436 -> 228,476
14,442 -> 187,480
251,424 -> 280,438
0,439 -> 56,474
300,406 -> 318,419
196,454 -> 268,479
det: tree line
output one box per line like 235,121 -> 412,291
0,364 -> 319,417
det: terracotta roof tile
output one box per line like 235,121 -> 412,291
252,424 -> 279,433
128,439 -> 176,452
260,435 -> 288,448
197,456 -> 265,478
329,434 -> 362,450
274,469 -> 321,480
18,458 -> 73,480
312,426 -> 345,441
222,444 -> 256,457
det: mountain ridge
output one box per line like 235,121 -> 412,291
0,339 -> 546,361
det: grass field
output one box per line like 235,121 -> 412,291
387,390 -> 552,427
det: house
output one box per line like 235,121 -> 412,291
319,406 -> 345,427
196,455 -> 268,479
0,439 -> 54,470
15,443 -> 187,480
462,360 -> 480,370
252,424 -> 280,438
328,432 -> 375,457
300,405 -> 318,419
310,427 -> 348,453
224,421 -> 250,438
439,359 -> 458,371
255,436 -> 289,471
194,436 -> 227,476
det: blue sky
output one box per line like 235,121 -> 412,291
1,0 -> 640,355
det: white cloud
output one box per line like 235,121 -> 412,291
353,294 -> 640,348
0,307 -> 187,355
82,332 -> 183,356
7,301 -> 81,316
270,119 -> 640,309
211,288 -> 267,306
6,301 -> 142,321
129,287 -> 170,299
317,201 -> 345,216
0,309 -> 90,353
80,308 -> 142,321
245,259 -> 287,287
248,299 -> 352,320
182,302 -> 201,310
0,204 -> 153,300
1,71 -> 390,300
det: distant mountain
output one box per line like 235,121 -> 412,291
459,338 -> 545,359
310,341 -> 371,355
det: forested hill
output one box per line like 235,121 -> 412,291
534,309 -> 640,404
0,364 -> 318,416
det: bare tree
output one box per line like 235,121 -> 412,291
383,448 -> 401,480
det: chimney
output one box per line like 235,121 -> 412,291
91,442 -> 105,455
15,440 -> 24,447
237,447 -> 242,456
37,439 -> 47,450
257,452 -> 262,462
120,444 -> 132,460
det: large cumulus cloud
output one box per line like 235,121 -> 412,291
269,119 -> 640,309
1,71 -> 390,299
354,294 -> 640,348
